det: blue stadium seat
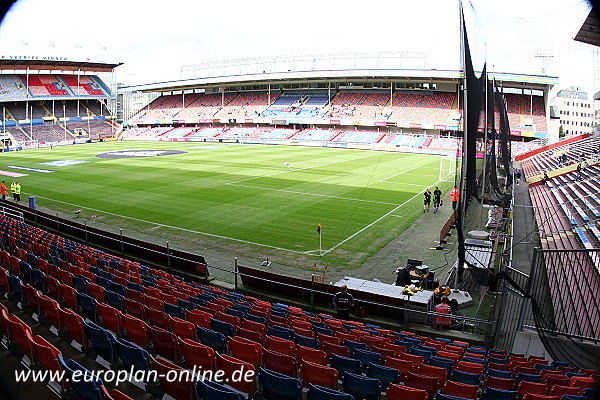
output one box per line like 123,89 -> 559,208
481,387 -> 517,400
435,393 -> 472,400
109,282 -> 126,296
487,369 -> 513,379
105,290 -> 123,310
259,367 -> 302,400
60,355 -> 104,400
77,292 -> 98,322
307,384 -> 355,400
411,347 -> 434,361
352,348 -> 383,366
365,362 -> 401,391
73,275 -> 89,293
344,340 -> 368,352
514,373 -> 541,387
341,371 -> 381,400
164,303 -> 186,319
127,282 -> 143,292
226,308 -> 245,319
268,325 -> 296,341
331,354 -> 362,375
8,274 -> 24,303
197,326 -> 227,353
428,355 -> 455,371
313,326 -> 334,336
210,318 -> 235,338
245,314 -> 267,325
84,321 -> 118,367
295,335 -> 319,350
462,356 -> 485,364
451,370 -> 480,386
116,338 -> 151,373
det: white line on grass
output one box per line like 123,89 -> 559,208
23,193 -> 310,255
226,154 -> 374,185
379,165 -> 425,183
226,183 -> 400,206
319,168 -> 459,256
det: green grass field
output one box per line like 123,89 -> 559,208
2,141 -> 457,269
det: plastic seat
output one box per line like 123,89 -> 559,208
116,338 -> 151,375
39,294 -> 62,330
197,326 -> 227,353
266,335 -> 296,356
450,370 -> 480,386
196,379 -> 245,400
8,274 -> 24,303
547,386 -> 581,398
442,380 -> 479,399
365,362 -> 401,391
429,356 -> 455,372
103,290 -> 122,311
186,309 -> 211,328
515,373 -> 542,387
386,383 -> 429,400
61,357 -> 104,400
96,303 -> 123,335
145,306 -> 170,330
543,374 -> 570,387
169,316 -> 196,341
23,284 -> 42,316
400,352 -> 425,369
456,361 -> 484,376
84,320 -> 119,366
481,387 -> 518,400
149,326 -> 179,362
59,308 -> 88,348
215,352 -> 256,393
331,353 -> 362,375
263,347 -> 297,377
87,283 -> 105,302
210,317 -> 236,338
522,395 -> 558,400
301,359 -> 339,389
164,303 -> 186,319
342,371 -> 381,400
150,355 -> 194,400
411,347 -> 434,361
344,339 -> 368,351
30,335 -> 66,391
104,388 -> 134,400
179,338 -> 215,371
297,344 -> 328,365
7,314 -> 33,361
307,383 -> 355,400
485,375 -> 515,390
419,363 -> 448,385
238,326 -> 264,344
405,371 -> 439,400
228,336 -> 262,368
259,367 -> 302,400
122,314 -> 150,348
296,334 -> 319,349
488,369 -> 514,379
385,356 -> 414,381
322,341 -> 350,359
569,376 -> 597,390
353,348 -> 383,366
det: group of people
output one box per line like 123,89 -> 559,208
0,181 -> 20,202
423,185 -> 460,213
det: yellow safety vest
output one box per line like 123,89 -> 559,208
14,184 -> 20,195
10,183 -> 15,193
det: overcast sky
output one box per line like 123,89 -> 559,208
0,0 -> 594,97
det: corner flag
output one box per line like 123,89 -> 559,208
316,224 -> 321,234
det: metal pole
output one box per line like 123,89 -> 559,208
478,70 -> 489,230
120,228 -> 124,253
234,257 -> 238,291
56,213 -> 59,231
166,240 -> 171,268
63,104 -> 67,142
84,219 -> 88,242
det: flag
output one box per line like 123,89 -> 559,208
316,224 -> 321,234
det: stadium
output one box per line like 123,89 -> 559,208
0,1 -> 599,400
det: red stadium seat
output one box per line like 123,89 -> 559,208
265,335 -> 295,357
215,353 -> 256,393
169,316 -> 196,341
296,344 -> 328,365
405,371 -> 439,400
150,356 -> 194,400
263,348 -> 297,377
300,359 -> 338,389
149,326 -> 179,362
228,336 -> 262,368
122,314 -> 150,348
443,380 -> 479,399
387,383 -> 428,400
179,338 -> 215,371
96,303 -> 123,335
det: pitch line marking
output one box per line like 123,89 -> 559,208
226,183 -> 400,206
379,165 -> 428,183
22,193 -> 310,255
226,154 -> 375,185
320,168 -> 459,256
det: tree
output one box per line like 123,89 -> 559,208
559,125 -> 565,138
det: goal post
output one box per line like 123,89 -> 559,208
439,155 -> 460,181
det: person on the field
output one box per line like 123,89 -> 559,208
333,284 -> 354,320
423,188 -> 432,212
0,181 -> 7,201
394,265 -> 413,287
450,186 -> 460,210
10,181 -> 16,200
13,182 -> 21,202
433,187 -> 442,213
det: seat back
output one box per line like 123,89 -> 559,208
59,308 -> 87,347
116,338 -> 151,373
263,348 -> 297,377
169,316 -> 196,341
405,371 -> 439,399
442,380 -> 479,399
331,353 -> 362,375
228,336 -> 262,368
149,326 -> 179,362
84,321 -> 118,365
180,338 -> 215,371
265,335 -> 295,356
122,314 -> 149,348
196,379 -> 245,400
297,344 -> 328,365
197,326 -> 227,353
341,371 -> 381,400
300,360 -> 338,389
307,383 -> 354,400
485,375 -> 515,391
215,353 -> 256,393
365,362 -> 401,391
258,367 -> 302,400
97,303 -> 123,335
150,356 -> 194,400
482,387 -> 518,400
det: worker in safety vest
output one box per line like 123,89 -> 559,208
13,182 -> 21,202
10,181 -> 16,200
449,186 -> 460,210
432,296 -> 452,328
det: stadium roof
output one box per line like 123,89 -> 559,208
0,57 -> 122,73
119,68 -> 557,93
575,9 -> 600,47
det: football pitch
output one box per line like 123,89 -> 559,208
2,141 -> 457,268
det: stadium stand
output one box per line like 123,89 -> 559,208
215,92 -> 279,120
388,92 -> 456,126
328,92 -> 390,120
